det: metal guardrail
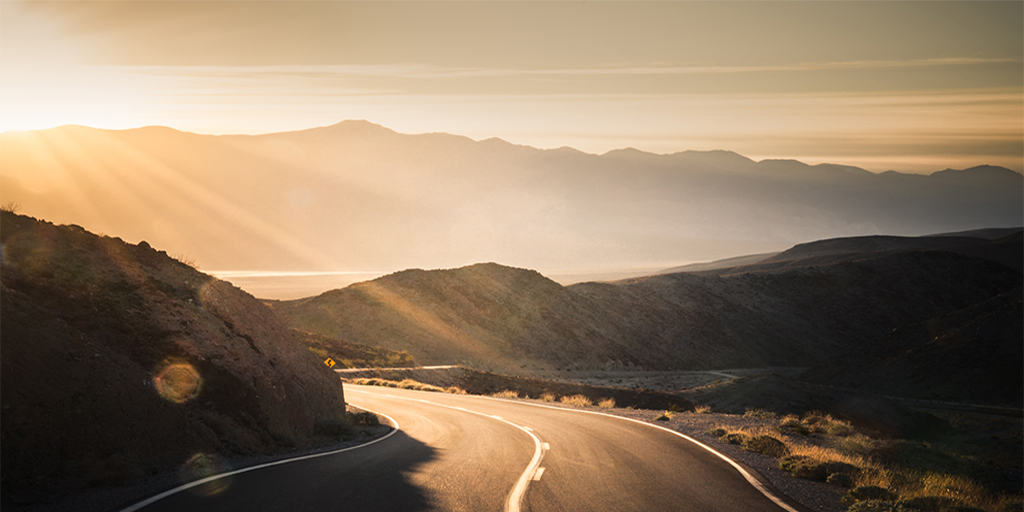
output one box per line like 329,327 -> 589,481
335,364 -> 460,373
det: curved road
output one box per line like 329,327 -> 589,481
126,384 -> 805,511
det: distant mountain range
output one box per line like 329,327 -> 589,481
1,121 -> 1020,272
271,229 -> 1022,406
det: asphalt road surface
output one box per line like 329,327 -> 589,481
124,385 -> 804,512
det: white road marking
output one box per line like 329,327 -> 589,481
351,388 -> 544,512
532,467 -> 545,481
463,391 -> 801,512
119,404 -> 400,512
542,442 -> 550,450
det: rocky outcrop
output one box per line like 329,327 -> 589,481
0,212 -> 347,504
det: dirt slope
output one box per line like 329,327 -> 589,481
274,243 -> 1022,395
802,287 -> 1023,404
0,212 -> 347,506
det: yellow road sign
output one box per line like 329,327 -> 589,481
324,358 -> 336,368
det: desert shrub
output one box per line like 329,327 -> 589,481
803,412 -> 830,432
693,405 -> 712,414
803,411 -> 826,423
743,435 -> 789,457
744,408 -> 777,419
892,496 -> 989,512
781,455 -> 828,480
997,502 -> 1024,512
560,394 -> 592,407
848,500 -> 896,512
445,386 -> 467,394
829,473 -> 855,488
492,389 -> 519,399
598,397 -> 616,408
893,497 -> 946,511
724,433 -> 747,445
843,486 -> 897,505
840,437 -> 873,456
708,428 -> 728,437
668,403 -> 686,412
347,411 -> 380,427
829,422 -> 855,437
780,415 -> 811,435
780,455 -> 856,481
540,392 -> 557,402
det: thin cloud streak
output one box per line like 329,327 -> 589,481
120,57 -> 1021,80
2,63 -> 1020,174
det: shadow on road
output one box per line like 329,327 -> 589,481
124,429 -> 438,512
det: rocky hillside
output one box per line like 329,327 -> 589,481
802,287 -> 1023,404
0,212 -> 347,507
273,233 -> 1022,404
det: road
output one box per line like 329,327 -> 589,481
124,385 -> 804,512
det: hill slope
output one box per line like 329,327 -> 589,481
273,235 -> 1022,406
0,212 -> 347,506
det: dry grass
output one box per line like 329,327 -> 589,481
708,413 -> 1022,512
693,405 -> 712,414
172,253 -> 199,269
560,394 -> 592,407
347,377 -> 464,394
491,389 -> 519,399
540,392 -> 557,402
598,397 -> 616,408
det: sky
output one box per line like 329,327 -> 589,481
1,1 -> 1022,174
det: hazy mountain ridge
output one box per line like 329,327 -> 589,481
1,121 -> 1020,272
273,232 -> 1023,405
0,212 -> 347,504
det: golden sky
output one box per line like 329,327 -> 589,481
2,1 -> 1021,173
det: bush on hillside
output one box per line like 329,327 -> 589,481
842,486 -> 897,505
742,435 -> 789,457
560,394 -> 592,407
828,473 -> 855,488
848,500 -> 895,512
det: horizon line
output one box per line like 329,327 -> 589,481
4,120 -> 1021,175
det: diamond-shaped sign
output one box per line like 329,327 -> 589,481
324,358 -> 336,368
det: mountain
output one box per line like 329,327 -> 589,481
1,122 -> 1020,273
272,232 -> 1022,406
658,251 -> 780,274
0,212 -> 347,506
803,287 -> 1023,404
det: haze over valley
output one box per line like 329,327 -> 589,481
2,121 -> 1020,299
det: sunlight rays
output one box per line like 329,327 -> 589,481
355,280 -> 515,368
2,126 -> 341,270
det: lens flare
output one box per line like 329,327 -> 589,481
153,361 -> 202,403
179,453 -> 232,496
197,279 -> 219,310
